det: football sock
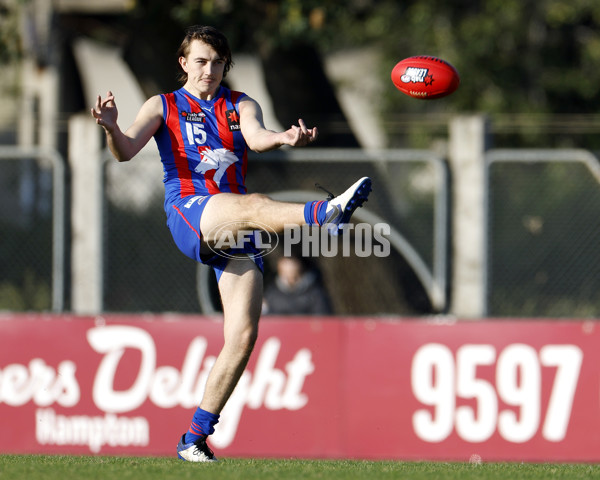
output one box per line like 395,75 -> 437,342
304,200 -> 328,226
185,407 -> 220,443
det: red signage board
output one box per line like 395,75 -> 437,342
0,313 -> 598,462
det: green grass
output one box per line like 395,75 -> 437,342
1,455 -> 600,480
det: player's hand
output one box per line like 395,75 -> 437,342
91,91 -> 118,132
283,118 -> 318,147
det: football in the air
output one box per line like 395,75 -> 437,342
391,56 -> 460,100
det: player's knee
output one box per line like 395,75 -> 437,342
242,193 -> 271,216
229,323 -> 258,357
240,325 -> 259,355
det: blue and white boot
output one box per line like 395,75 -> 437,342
177,434 -> 218,462
323,177 -> 372,235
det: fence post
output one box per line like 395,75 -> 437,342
69,114 -> 103,314
448,115 -> 490,318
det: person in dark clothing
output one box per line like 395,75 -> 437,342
263,255 -> 332,315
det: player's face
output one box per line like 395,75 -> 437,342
179,39 -> 225,99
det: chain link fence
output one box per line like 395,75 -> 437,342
0,147 -> 65,312
486,150 -> 600,317
2,145 -> 599,317
103,149 -> 447,315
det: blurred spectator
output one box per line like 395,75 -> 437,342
263,255 -> 332,315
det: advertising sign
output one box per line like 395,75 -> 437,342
0,314 -> 597,462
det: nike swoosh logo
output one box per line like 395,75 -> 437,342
323,204 -> 341,225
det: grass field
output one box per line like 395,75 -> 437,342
1,455 -> 600,480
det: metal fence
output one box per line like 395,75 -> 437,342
485,149 -> 600,317
1,145 -> 598,317
0,146 -> 65,312
103,148 -> 448,316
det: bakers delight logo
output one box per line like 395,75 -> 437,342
0,326 -> 314,452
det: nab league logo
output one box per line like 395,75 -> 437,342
181,111 -> 206,123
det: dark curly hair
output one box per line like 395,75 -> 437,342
176,25 -> 233,84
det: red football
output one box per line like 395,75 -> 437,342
391,56 -> 460,99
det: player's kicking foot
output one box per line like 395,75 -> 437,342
177,434 -> 218,462
323,176 -> 372,235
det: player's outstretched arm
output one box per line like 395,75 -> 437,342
239,97 -> 318,153
91,92 -> 163,162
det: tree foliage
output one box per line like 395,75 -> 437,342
8,0 -> 600,118
313,0 -> 600,115
0,0 -> 23,64
116,0 -> 600,150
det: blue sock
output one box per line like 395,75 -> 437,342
185,407 -> 220,443
304,200 -> 328,226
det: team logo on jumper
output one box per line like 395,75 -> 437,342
401,67 -> 434,86
226,109 -> 241,131
181,111 -> 205,123
194,148 -> 238,186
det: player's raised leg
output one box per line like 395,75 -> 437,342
199,176 -> 372,244
200,192 -> 305,243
